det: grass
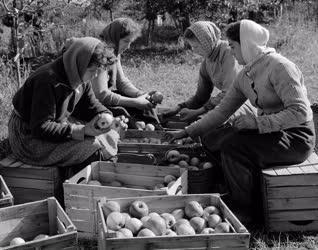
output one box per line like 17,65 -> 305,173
0,6 -> 318,250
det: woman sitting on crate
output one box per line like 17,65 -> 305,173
8,37 -> 127,173
167,20 -> 316,221
162,21 -> 255,124
92,17 -> 162,129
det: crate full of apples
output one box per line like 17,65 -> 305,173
97,194 -> 250,250
63,161 -> 188,239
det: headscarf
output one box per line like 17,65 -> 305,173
62,37 -> 101,88
187,21 -> 221,58
240,19 -> 275,65
100,18 -> 129,56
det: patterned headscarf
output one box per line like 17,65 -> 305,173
63,37 -> 101,88
187,21 -> 221,58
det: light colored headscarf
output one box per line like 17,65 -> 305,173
62,37 -> 101,88
187,21 -> 221,58
240,19 -> 275,65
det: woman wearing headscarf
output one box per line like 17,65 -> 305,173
167,20 -> 315,220
162,21 -> 255,123
92,17 -> 161,128
8,37 -> 125,171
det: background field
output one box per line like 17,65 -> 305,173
0,0 -> 318,249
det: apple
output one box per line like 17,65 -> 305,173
164,175 -> 176,184
114,231 -> 126,238
182,137 -> 194,145
174,218 -> 190,229
185,201 -> 204,218
190,217 -> 206,233
95,113 -> 113,129
187,166 -> 199,171
201,228 -> 215,234
215,222 -> 230,233
167,181 -> 176,189
102,200 -> 121,217
145,123 -> 155,131
165,229 -> 177,236
178,160 -> 189,168
121,212 -> 131,224
10,237 -> 25,246
141,215 -> 150,226
135,121 -> 146,130
149,212 -> 161,219
125,218 -> 143,235
207,214 -> 222,228
137,228 -> 156,237
161,213 -> 176,229
166,150 -> 181,163
109,180 -> 122,187
175,223 -> 195,235
179,154 -> 190,162
150,91 -> 164,104
106,212 -> 125,230
33,234 -> 49,241
203,206 -> 221,221
129,200 -> 149,219
87,180 -> 102,186
190,157 -> 200,166
171,208 -> 184,220
118,228 -> 133,238
144,216 -> 166,236
202,162 -> 213,169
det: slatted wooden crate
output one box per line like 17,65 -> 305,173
0,156 -> 64,205
0,175 -> 13,208
0,197 -> 77,249
262,152 -> 318,232
97,194 -> 250,250
64,161 -> 188,239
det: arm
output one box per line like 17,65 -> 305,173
256,62 -> 312,134
185,79 -> 247,138
180,60 -> 213,109
116,57 -> 144,97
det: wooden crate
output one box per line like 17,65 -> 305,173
262,152 -> 318,232
0,175 -> 14,208
0,156 -> 64,205
97,194 -> 250,250
64,161 -> 188,239
0,197 -> 77,249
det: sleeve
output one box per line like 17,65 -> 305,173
29,80 -> 75,142
72,82 -> 111,123
203,49 -> 241,111
116,58 -> 144,97
180,60 -> 213,109
255,62 -> 312,133
185,78 -> 247,138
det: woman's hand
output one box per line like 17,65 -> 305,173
179,108 -> 201,122
165,129 -> 188,143
134,93 -> 154,110
85,113 -> 113,137
232,114 -> 258,130
161,105 -> 181,118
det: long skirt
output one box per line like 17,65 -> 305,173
8,112 -> 119,167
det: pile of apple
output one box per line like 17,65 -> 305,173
165,150 -> 213,171
102,199 -> 232,238
86,174 -> 178,191
7,234 -> 49,247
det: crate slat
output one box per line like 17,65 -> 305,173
268,220 -> 318,233
268,210 -> 318,221
266,186 -> 318,199
268,197 -> 318,211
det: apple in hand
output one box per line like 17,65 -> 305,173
150,91 -> 164,104
95,113 -> 113,130
129,200 -> 149,219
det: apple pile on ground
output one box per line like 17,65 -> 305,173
166,150 -> 213,171
102,199 -> 232,238
8,234 -> 49,247
86,174 -> 178,191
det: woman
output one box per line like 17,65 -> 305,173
92,17 -> 160,128
167,20 -> 315,219
8,37 -> 126,170
162,21 -> 254,123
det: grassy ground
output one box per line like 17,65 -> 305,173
0,11 -> 318,250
